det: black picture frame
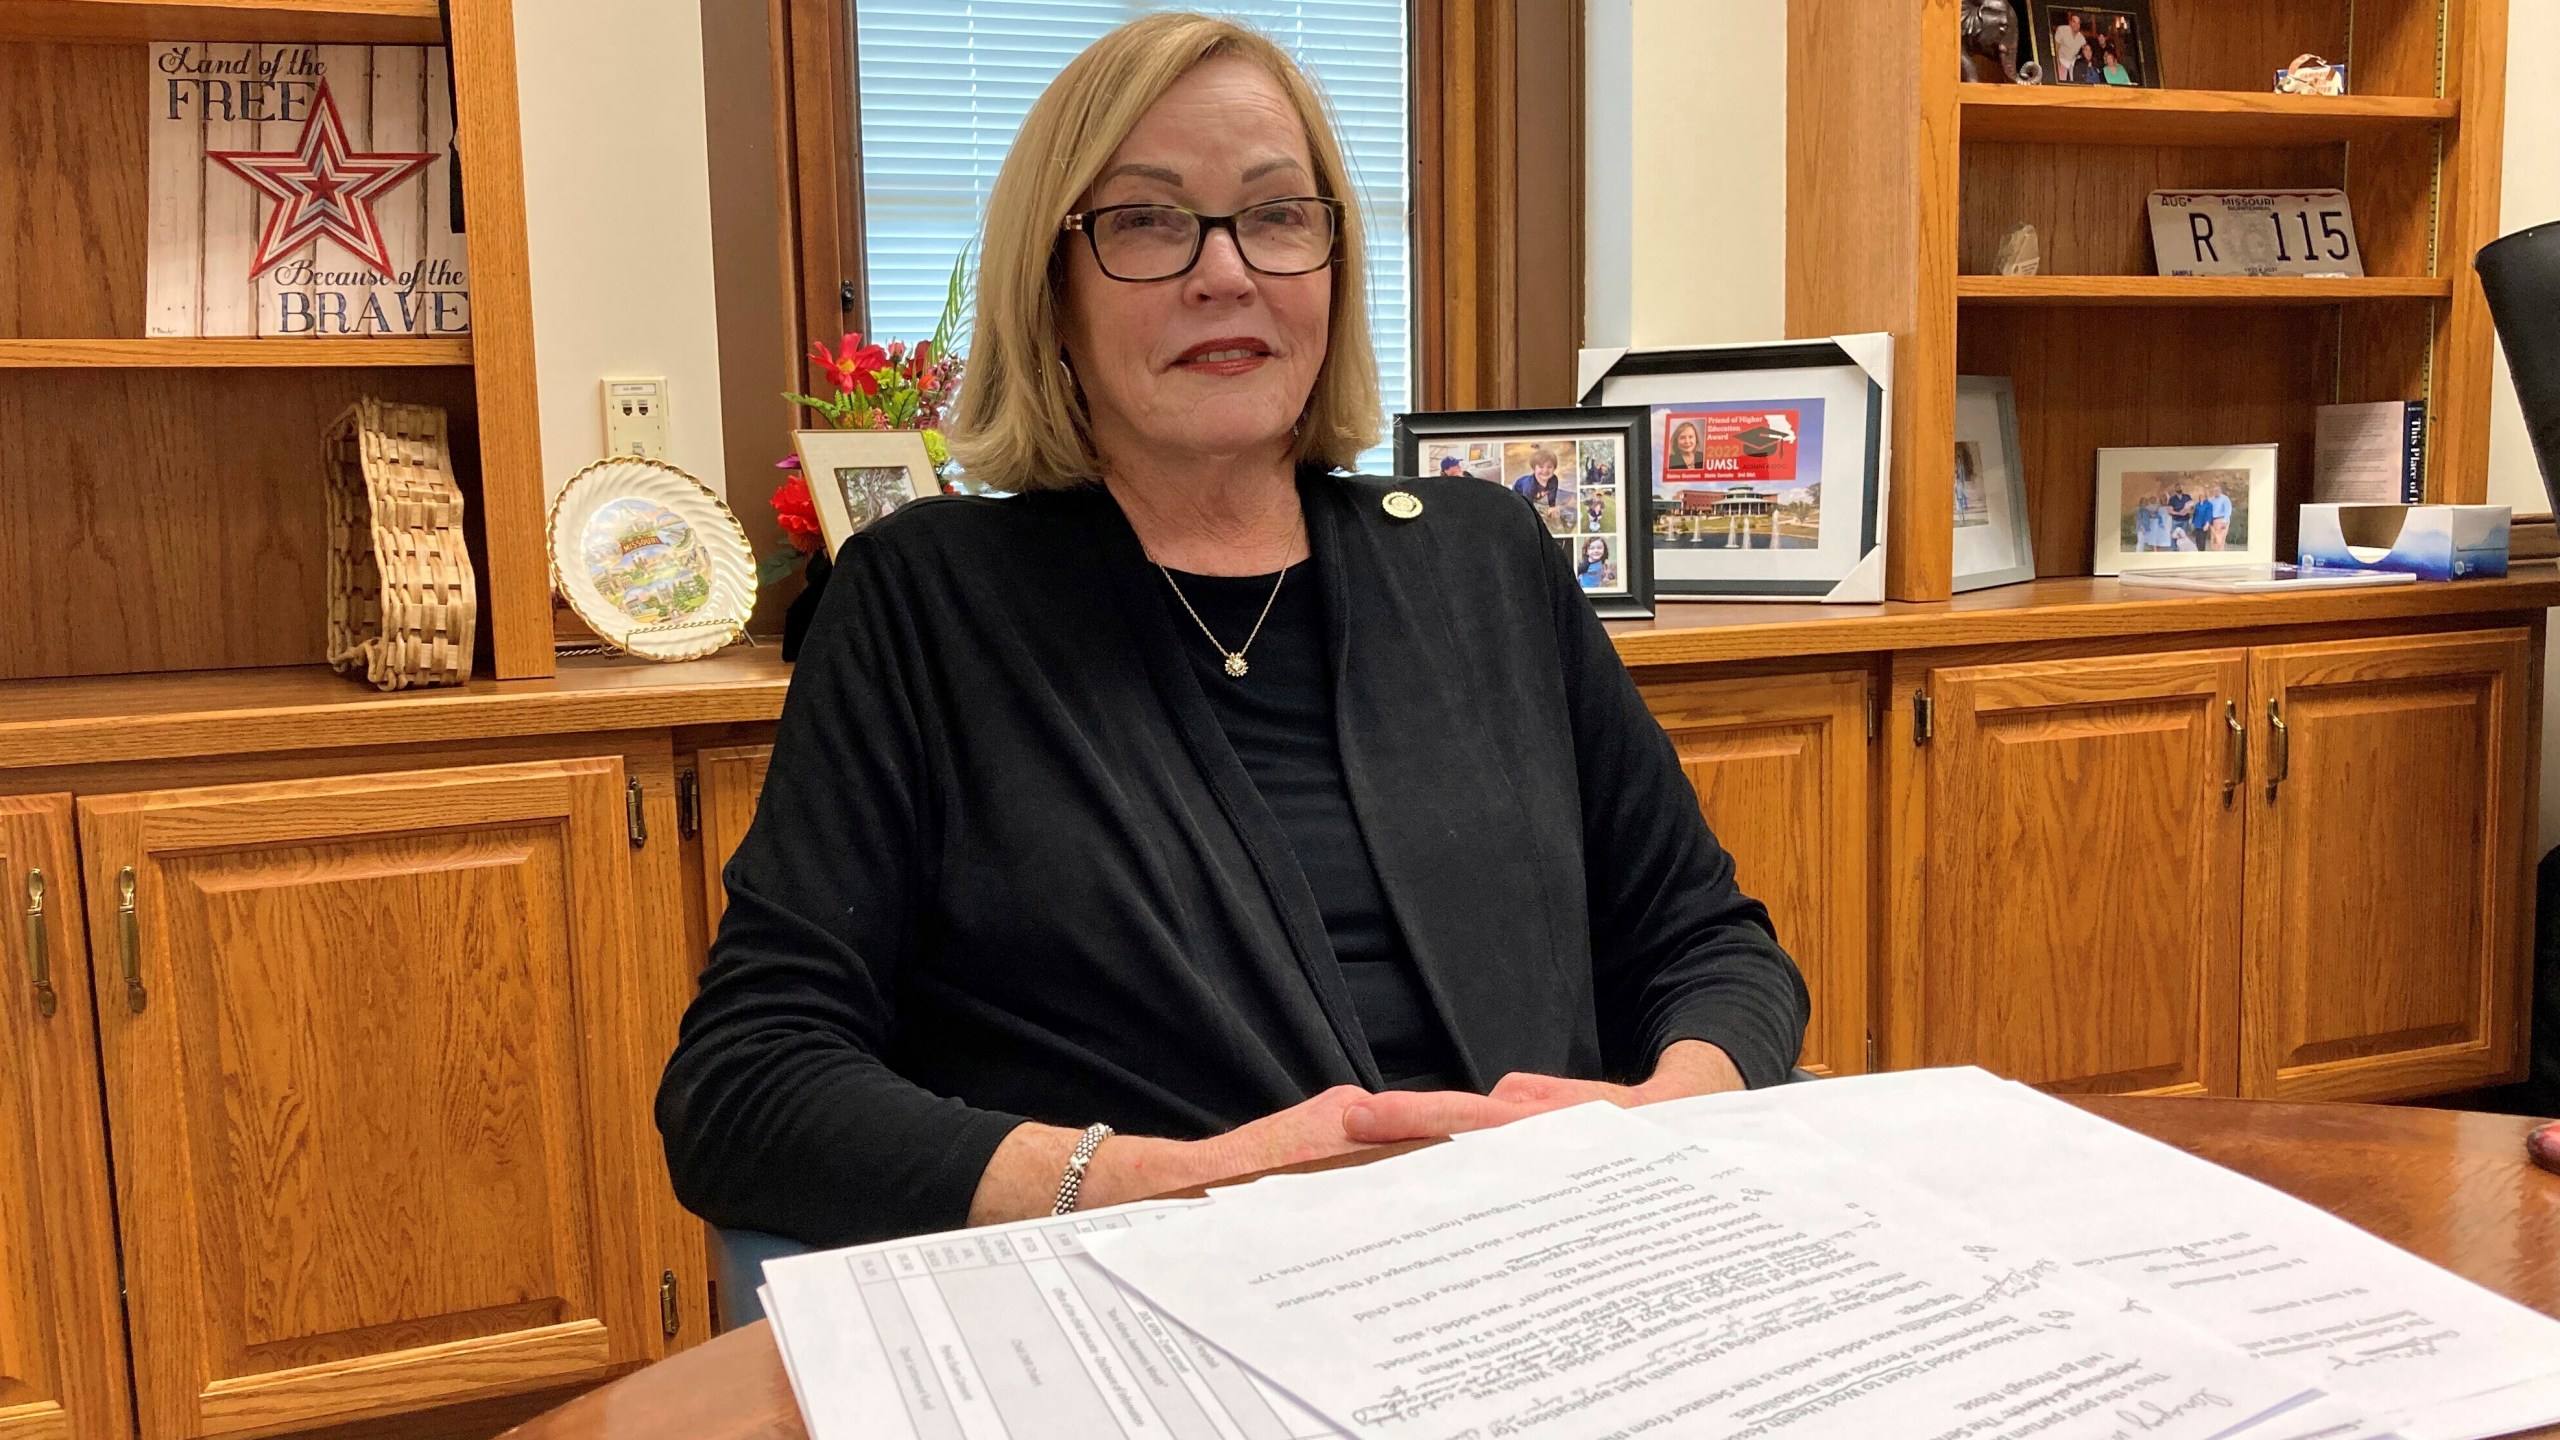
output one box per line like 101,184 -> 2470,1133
1580,340 -> 1885,598
2027,0 -> 2162,88
1394,404 -> 1655,618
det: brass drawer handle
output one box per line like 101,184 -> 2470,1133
2266,701 -> 2292,798
24,869 -> 56,1019
2223,701 -> 2246,804
117,867 -> 147,1013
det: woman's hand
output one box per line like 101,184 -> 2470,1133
971,1050 -> 1739,1226
977,1086 -> 1543,1224
1108,1087 -> 1537,1202
1480,1039 -> 1747,1116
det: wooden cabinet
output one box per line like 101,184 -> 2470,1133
1646,671 -> 1871,1077
1893,629 -> 2540,1102
73,759 -> 693,1439
1890,651 -> 2248,1095
2243,630 -> 2535,1100
689,745 -> 773,934
0,796 -> 131,1440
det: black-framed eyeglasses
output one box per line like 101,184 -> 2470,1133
1060,197 -> 1341,282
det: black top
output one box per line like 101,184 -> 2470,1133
1160,562 -> 1464,1090
656,472 -> 1808,1248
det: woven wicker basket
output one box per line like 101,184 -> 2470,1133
324,398 -> 478,691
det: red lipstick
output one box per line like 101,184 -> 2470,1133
1171,336 -> 1274,376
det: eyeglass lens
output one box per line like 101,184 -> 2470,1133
1089,200 -> 1335,281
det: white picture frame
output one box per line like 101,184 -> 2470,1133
1953,376 -> 2037,591
1579,340 -> 1885,599
2093,443 -> 2279,575
794,429 -> 942,556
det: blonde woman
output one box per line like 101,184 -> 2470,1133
659,13 -> 1806,1247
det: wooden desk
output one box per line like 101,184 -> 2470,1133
501,1098 -> 2560,1440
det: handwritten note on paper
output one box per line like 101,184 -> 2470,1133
1083,1104 -> 2320,1440
1652,1071 -> 2560,1440
764,1202 -> 1347,1440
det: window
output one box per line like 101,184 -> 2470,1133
854,1 -> 1413,468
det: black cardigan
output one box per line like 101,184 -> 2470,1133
656,471 -> 1808,1246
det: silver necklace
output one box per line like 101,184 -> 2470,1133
1157,563 -> 1287,679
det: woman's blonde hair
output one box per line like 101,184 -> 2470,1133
947,13 -> 1382,492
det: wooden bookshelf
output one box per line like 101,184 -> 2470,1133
0,337 -> 473,367
1954,276 -> 2455,306
1787,0 -> 2512,600
0,0 -> 551,682
1959,87 -> 2456,146
0,0 -> 443,45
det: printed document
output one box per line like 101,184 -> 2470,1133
762,1201 -> 1346,1439
1648,1069 -> 2560,1440
1082,1104 -> 2329,1440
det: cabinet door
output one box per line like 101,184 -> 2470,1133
691,745 -> 773,934
2244,629 -> 2534,1100
1902,651 -> 2246,1094
0,797 -> 131,1440
76,759 -> 683,1440
1646,671 -> 1870,1077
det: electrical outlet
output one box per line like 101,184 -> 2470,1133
603,377 -> 670,460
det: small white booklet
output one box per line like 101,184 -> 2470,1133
2119,564 -> 2415,593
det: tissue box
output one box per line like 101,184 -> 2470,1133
2297,503 -> 2510,580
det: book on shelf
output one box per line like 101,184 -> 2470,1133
2314,400 -> 2426,503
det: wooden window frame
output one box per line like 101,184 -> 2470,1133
765,0 -> 1582,412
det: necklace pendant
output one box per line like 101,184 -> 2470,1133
1223,653 -> 1250,678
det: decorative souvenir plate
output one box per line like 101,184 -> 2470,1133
548,457 -> 757,661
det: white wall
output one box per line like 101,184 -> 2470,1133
1587,0 -> 1788,350
513,0 -> 729,501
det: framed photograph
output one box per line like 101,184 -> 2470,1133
1395,405 -> 1653,617
1581,341 -> 1884,598
2093,443 -> 2279,576
793,429 -> 942,556
2029,2 -> 2160,88
1953,376 -> 2036,591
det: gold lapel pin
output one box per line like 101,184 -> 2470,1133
1382,491 -> 1423,521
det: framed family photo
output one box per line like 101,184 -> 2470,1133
2029,1 -> 2161,87
793,429 -> 942,556
1580,341 -> 1884,599
1953,376 -> 2036,591
2093,443 -> 2278,575
1395,405 -> 1654,617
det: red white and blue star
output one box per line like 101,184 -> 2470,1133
208,79 -> 437,280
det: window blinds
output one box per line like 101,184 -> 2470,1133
854,1 -> 1412,469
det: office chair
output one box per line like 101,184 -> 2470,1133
2478,220 -> 2560,501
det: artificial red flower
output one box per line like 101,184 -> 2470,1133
771,473 -> 823,553
808,337 -> 854,393
809,334 -> 890,397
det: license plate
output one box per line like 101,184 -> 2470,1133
2147,189 -> 2365,278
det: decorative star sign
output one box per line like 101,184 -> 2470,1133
208,79 -> 437,280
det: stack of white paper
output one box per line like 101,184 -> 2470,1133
761,1069 -> 2560,1440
